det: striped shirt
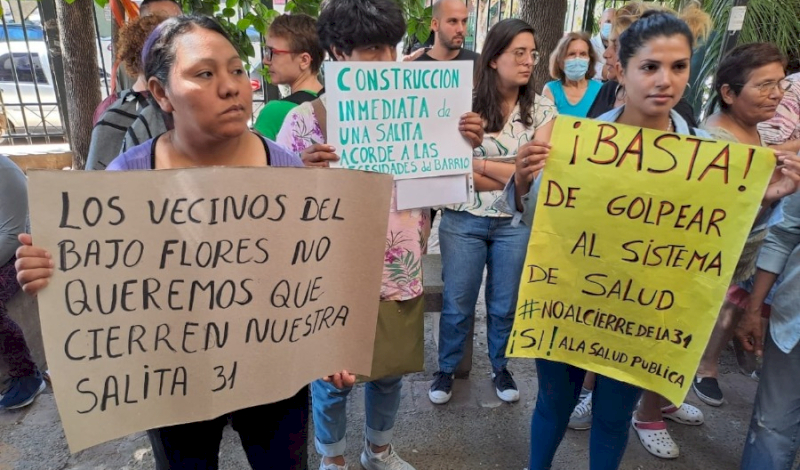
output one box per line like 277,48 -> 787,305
86,90 -> 166,171
758,73 -> 800,146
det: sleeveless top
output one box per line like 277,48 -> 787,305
545,80 -> 602,118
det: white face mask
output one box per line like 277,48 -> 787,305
601,23 -> 612,40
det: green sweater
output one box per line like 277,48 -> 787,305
254,90 -> 320,140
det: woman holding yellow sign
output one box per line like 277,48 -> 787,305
506,10 -> 800,470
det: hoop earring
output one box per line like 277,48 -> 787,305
615,84 -> 626,101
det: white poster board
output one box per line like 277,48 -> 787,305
325,61 -> 474,209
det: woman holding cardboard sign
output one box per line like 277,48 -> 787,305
506,11 -> 800,470
14,15 -> 356,470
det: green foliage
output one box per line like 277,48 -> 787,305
689,0 -> 800,118
82,0 -> 432,62
400,0 -> 434,45
284,0 -> 321,16
181,0 -> 278,63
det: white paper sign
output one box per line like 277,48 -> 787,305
727,6 -> 747,31
324,61 -> 474,181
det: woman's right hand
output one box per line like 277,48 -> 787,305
14,233 -> 54,296
301,143 -> 340,168
514,140 -> 551,188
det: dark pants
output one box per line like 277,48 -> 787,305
148,386 -> 309,470
0,257 -> 36,378
529,359 -> 642,470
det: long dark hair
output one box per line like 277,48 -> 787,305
474,18 -> 536,133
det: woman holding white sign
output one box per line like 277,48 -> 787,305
14,15 -> 358,470
428,18 -> 557,407
506,11 -> 800,470
277,1 -> 484,469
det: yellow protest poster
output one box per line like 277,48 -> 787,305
507,116 -> 775,404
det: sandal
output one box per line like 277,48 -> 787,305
632,417 -> 679,459
662,403 -> 704,426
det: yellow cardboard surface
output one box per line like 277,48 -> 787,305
507,116 -> 774,404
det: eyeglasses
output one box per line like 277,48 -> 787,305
507,49 -> 540,65
263,45 -> 293,62
747,79 -> 792,96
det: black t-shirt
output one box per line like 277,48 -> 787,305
586,79 -> 698,128
415,48 -> 480,64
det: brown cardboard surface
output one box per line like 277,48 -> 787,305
27,166 -> 392,452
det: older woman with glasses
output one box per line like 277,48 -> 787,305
689,42 -> 795,411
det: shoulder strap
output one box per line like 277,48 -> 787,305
310,98 -> 327,143
688,127 -> 696,136
284,89 -> 324,105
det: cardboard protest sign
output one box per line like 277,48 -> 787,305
325,61 -> 474,209
27,167 -> 392,452
507,116 -> 774,404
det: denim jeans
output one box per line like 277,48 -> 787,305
311,375 -> 403,457
437,209 -> 530,373
529,359 -> 642,470
148,386 -> 308,470
741,332 -> 800,470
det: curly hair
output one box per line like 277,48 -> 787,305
613,1 -> 710,43
116,14 -> 168,78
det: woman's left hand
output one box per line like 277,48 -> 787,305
764,151 -> 800,204
459,112 -> 483,149
323,370 -> 356,389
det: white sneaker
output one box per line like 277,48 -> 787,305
319,461 -> 348,470
568,391 -> 592,430
360,442 -> 415,470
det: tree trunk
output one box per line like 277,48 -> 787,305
56,0 -> 101,170
519,0 -> 568,93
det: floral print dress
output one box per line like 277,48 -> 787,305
276,96 -> 429,302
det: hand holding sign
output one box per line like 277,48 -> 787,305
514,140 -> 552,187
302,144 -> 340,168
459,112 -> 484,149
765,151 -> 800,203
14,233 -> 54,295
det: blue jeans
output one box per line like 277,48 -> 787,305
530,359 -> 642,470
741,332 -> 800,470
311,376 -> 403,457
437,209 -> 530,373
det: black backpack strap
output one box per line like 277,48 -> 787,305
283,88 -> 325,105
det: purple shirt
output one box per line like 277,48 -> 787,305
107,135 -> 303,171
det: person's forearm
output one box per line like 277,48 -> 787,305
474,159 -> 515,184
769,140 -> 800,154
473,172 -> 505,191
748,268 -> 779,309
